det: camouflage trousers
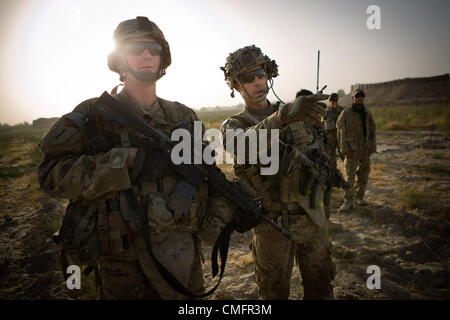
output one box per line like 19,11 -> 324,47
98,238 -> 205,299
326,130 -> 339,168
344,149 -> 371,200
251,215 -> 336,299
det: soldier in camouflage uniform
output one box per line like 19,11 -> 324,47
220,46 -> 336,299
336,89 -> 376,211
323,93 -> 344,168
38,17 -> 254,299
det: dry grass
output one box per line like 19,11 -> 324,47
418,163 -> 450,175
235,253 -> 253,269
370,163 -> 389,180
333,247 -> 357,261
196,107 -> 241,127
404,280 -> 427,295
370,104 -> 450,133
400,189 -> 429,209
425,151 -> 447,160
0,166 -> 25,178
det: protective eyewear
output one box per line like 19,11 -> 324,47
238,68 -> 266,83
122,41 -> 162,56
354,94 -> 365,98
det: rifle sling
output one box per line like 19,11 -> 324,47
122,187 -> 230,299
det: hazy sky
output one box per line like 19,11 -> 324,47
0,0 -> 449,124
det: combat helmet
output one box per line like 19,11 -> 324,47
329,93 -> 339,101
220,45 -> 278,100
108,16 -> 171,82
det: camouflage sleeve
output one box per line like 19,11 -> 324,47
336,110 -> 351,154
37,108 -> 132,200
220,114 -> 279,165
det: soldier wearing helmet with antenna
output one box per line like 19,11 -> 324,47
220,45 -> 336,299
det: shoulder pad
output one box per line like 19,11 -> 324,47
38,97 -> 98,154
73,97 -> 99,114
63,111 -> 86,129
159,97 -> 198,122
39,117 -> 84,154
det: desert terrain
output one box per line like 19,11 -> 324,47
0,104 -> 449,300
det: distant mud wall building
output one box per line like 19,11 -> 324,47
339,74 -> 450,106
32,117 -> 59,129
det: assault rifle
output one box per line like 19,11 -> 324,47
88,92 -> 291,239
281,144 -> 350,209
83,91 -> 292,297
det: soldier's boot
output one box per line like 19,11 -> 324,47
355,189 -> 368,206
355,197 -> 368,206
303,284 -> 336,300
338,199 -> 353,212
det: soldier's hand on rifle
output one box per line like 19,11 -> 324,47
276,93 -> 327,126
232,210 -> 261,233
131,147 -> 169,180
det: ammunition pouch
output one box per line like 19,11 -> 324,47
279,144 -> 299,203
58,200 -> 101,267
144,190 -> 204,234
280,168 -> 301,203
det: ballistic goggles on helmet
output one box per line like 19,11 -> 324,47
237,68 -> 266,84
121,41 -> 162,56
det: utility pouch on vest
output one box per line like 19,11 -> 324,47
280,168 -> 300,203
166,180 -> 197,219
146,192 -> 202,233
58,200 -> 100,266
106,197 -> 131,255
96,200 -> 111,257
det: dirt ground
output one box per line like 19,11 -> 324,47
0,130 -> 449,299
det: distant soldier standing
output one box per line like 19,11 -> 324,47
337,89 -> 376,211
323,93 -> 344,168
220,46 -> 336,300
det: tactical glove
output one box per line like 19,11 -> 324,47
131,147 -> 169,181
267,93 -> 328,127
232,210 -> 261,233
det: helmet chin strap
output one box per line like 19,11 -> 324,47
122,60 -> 163,83
236,79 -> 268,104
